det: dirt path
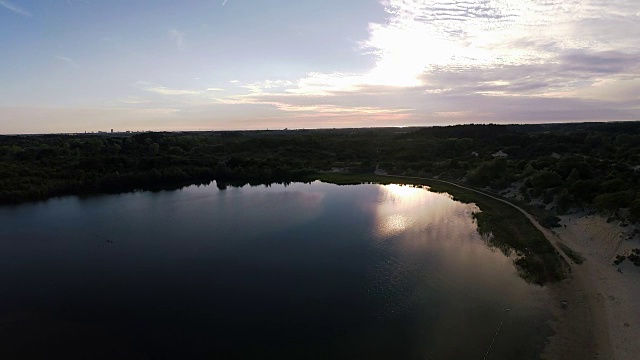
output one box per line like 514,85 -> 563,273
382,175 -> 615,359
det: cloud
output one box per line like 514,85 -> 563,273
0,0 -> 32,17
145,86 -> 200,96
222,0 -> 229,6
418,48 -> 640,98
105,0 -> 640,129
132,81 -> 205,97
558,50 -> 640,75
219,96 -> 409,116
241,80 -> 295,94
115,96 -> 150,105
54,55 -> 79,67
202,0 -> 640,126
278,0 -> 640,95
168,29 -> 185,48
213,87 -> 412,119
131,81 -> 208,103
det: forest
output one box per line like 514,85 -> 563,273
1,122 -> 639,224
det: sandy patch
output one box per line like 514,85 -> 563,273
542,274 -> 608,360
546,214 -> 640,360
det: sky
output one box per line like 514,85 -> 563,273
1,0 -> 639,134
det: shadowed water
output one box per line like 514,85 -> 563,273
0,181 -> 552,359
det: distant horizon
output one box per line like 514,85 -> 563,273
4,119 -> 639,136
2,0 -> 640,133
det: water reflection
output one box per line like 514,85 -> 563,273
370,184 -> 518,286
0,181 -> 551,359
367,183 -> 550,357
373,184 -> 479,243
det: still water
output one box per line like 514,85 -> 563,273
0,181 -> 552,359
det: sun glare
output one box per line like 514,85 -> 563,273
373,184 -> 427,238
384,184 -> 424,199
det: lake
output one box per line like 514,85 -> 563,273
0,181 -> 552,359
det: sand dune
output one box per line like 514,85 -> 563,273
546,214 -> 640,360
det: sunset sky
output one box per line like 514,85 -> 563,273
1,0 -> 639,134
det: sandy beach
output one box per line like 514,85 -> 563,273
541,214 -> 640,360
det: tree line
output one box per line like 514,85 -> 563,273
1,123 -> 639,223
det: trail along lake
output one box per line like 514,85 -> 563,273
0,181 -> 553,359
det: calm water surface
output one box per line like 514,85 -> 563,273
0,182 -> 552,359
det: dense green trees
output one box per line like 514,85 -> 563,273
1,122 -> 639,224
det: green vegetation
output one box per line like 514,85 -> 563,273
556,242 -> 585,264
2,123 -> 639,216
1,122 -> 639,225
316,173 -> 567,285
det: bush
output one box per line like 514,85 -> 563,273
593,191 -> 632,212
530,170 -> 563,190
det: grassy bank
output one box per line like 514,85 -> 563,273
314,173 -> 567,285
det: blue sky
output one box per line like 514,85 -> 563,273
1,0 -> 639,133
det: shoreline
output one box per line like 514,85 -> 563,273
401,177 -> 640,360
318,173 -> 635,359
401,177 -> 639,359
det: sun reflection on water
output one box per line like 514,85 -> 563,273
383,183 -> 425,199
374,184 -> 457,239
369,183 -> 529,323
374,184 -> 424,238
